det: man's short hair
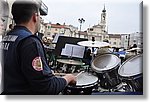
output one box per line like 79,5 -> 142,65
12,0 -> 40,24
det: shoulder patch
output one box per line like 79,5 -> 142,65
32,57 -> 43,71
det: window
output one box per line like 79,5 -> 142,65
113,42 -> 116,45
48,26 -> 51,29
90,28 -> 93,31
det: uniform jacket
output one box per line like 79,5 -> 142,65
2,26 -> 67,95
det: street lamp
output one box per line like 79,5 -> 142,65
78,18 -> 85,38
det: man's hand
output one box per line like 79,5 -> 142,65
63,74 -> 77,86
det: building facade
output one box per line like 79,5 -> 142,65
66,25 -> 78,37
44,23 -> 78,38
108,34 -> 121,48
121,34 -> 130,49
129,32 -> 143,48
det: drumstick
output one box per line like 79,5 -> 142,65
75,71 -> 84,77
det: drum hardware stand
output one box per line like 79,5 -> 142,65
61,64 -> 67,73
114,82 -> 134,92
71,66 -> 76,73
127,77 -> 141,92
96,81 -> 110,92
81,65 -> 89,72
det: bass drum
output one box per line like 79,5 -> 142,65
118,54 -> 143,92
91,54 -> 121,89
63,72 -> 98,95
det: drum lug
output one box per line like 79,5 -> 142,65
80,91 -> 84,94
67,89 -> 71,95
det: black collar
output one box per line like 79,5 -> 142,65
13,25 -> 32,34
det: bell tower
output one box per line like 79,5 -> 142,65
98,5 -> 107,34
100,5 -> 106,25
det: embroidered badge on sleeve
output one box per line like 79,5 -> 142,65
32,57 -> 43,71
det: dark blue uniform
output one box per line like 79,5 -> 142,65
2,26 -> 67,95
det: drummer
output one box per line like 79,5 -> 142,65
2,1 -> 76,95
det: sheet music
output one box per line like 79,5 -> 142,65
61,47 -> 72,57
61,44 -> 85,58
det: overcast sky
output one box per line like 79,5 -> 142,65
42,0 -> 142,34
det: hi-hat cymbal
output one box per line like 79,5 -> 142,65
77,41 -> 110,48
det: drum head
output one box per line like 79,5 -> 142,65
91,54 -> 121,73
118,54 -> 142,77
69,72 -> 98,87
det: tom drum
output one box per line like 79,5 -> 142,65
91,54 -> 121,89
118,54 -> 143,92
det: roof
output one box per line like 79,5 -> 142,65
108,34 -> 121,38
51,24 -> 67,29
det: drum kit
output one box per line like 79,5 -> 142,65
55,40 -> 143,95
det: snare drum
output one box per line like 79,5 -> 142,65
118,54 -> 143,92
91,54 -> 121,89
63,72 -> 98,95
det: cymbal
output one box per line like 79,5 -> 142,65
126,47 -> 141,52
77,41 -> 110,48
57,59 -> 85,66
